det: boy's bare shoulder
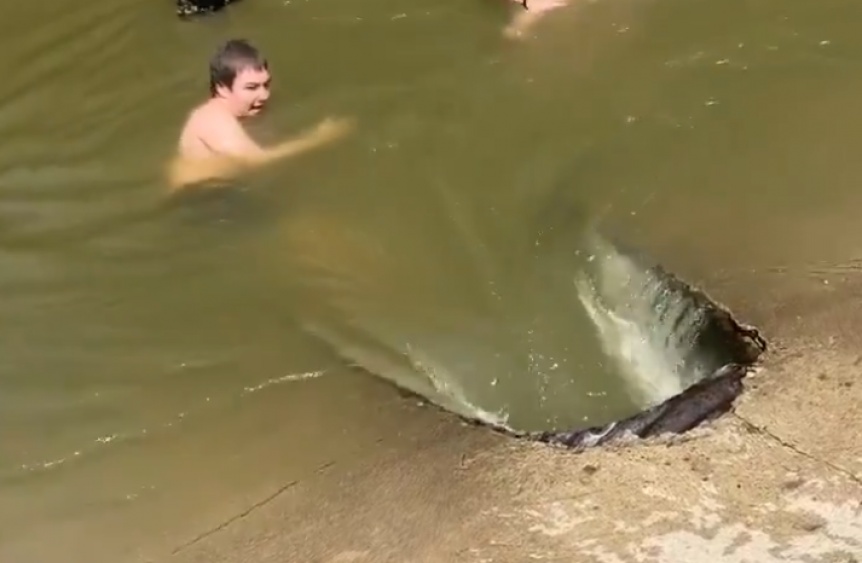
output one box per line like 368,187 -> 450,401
184,101 -> 243,142
182,102 -> 216,133
178,102 -> 233,155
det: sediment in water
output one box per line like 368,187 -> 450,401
176,0 -> 239,18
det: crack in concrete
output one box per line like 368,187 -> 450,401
165,404 -> 857,560
732,412 -> 862,488
170,461 -> 336,556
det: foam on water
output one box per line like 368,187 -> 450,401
404,343 -> 512,428
304,321 -> 512,428
574,234 -> 710,407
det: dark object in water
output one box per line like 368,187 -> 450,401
176,0 -> 240,18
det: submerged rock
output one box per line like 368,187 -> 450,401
176,0 -> 240,18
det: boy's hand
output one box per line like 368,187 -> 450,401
311,116 -> 356,145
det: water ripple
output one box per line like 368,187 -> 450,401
2,370 -> 329,484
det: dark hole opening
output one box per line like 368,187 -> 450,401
386,236 -> 767,452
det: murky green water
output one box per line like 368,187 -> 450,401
2,0 -> 862,560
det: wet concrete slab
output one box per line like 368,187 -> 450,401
169,278 -> 862,563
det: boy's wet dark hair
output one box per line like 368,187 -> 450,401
209,39 -> 268,96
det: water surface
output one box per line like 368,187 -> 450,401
2,0 -> 862,560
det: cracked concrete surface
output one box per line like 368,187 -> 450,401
168,274 -> 862,563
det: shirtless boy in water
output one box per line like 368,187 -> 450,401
167,39 -> 354,191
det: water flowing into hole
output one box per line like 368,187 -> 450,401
574,232 -> 762,409
279,197 -> 765,445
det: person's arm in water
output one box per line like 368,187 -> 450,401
503,0 -> 568,39
205,112 -> 354,165
167,114 -> 355,190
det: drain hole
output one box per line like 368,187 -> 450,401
484,237 -> 765,450
299,209 -> 768,450
391,235 -> 767,451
